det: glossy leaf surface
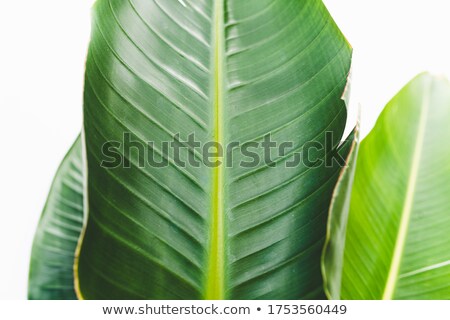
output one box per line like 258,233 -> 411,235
76,0 -> 352,299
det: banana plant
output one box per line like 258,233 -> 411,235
29,0 -> 353,300
323,73 -> 450,300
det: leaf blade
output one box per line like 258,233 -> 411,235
76,0 -> 352,299
340,73 -> 450,299
322,124 -> 360,300
28,137 -> 84,300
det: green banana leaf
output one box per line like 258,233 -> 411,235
28,136 -> 84,300
329,73 -> 450,299
322,124 -> 359,300
28,132 -> 355,301
72,0 -> 352,299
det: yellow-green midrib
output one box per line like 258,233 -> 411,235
205,0 -> 226,300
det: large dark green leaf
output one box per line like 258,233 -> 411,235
28,136 -> 84,300
329,73 -> 450,299
75,0 -> 352,299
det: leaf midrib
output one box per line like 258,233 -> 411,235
205,0 -> 226,300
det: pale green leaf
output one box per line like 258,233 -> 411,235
340,73 -> 450,299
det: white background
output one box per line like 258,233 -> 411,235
1,0 -> 450,300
